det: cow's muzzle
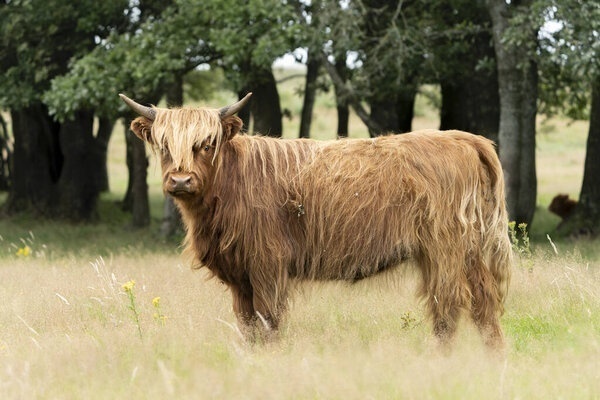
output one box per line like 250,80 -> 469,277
166,174 -> 196,196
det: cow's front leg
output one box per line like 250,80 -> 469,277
230,283 -> 256,337
248,269 -> 290,342
251,291 -> 284,343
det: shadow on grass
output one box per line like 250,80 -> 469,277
530,205 -> 600,260
0,193 -> 181,259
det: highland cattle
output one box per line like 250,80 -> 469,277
120,93 -> 512,349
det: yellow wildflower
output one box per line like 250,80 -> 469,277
16,245 -> 32,257
152,297 -> 166,325
122,280 -> 135,293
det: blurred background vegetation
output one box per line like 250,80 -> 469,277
0,0 -> 598,255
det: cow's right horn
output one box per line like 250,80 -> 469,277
219,92 -> 252,118
119,93 -> 156,121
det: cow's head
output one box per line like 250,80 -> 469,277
120,93 -> 251,199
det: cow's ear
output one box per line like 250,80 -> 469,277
130,117 -> 155,144
221,115 -> 243,141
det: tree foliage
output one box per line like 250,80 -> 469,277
538,0 -> 600,119
41,0 -> 301,121
43,0 -> 211,120
0,0 -> 129,111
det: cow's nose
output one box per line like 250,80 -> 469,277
170,176 -> 192,191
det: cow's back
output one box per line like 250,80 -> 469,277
291,130 -> 499,280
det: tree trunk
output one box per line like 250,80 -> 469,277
122,116 -> 151,229
160,76 -> 184,238
321,56 -> 384,135
334,57 -> 350,137
122,95 -> 157,225
299,52 -> 321,138
166,74 -> 184,108
249,68 -> 283,137
4,104 -> 106,221
95,117 -> 115,193
439,30 -> 499,143
396,87 -> 416,133
5,104 -> 60,214
440,77 -> 499,143
487,0 -> 538,226
559,81 -> 600,235
0,114 -> 11,191
122,121 -> 134,213
237,89 -> 252,132
128,129 -> 150,228
57,109 -> 99,220
160,195 -> 182,237
368,87 -> 415,136
369,97 -> 399,136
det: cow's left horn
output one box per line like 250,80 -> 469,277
119,93 -> 156,121
219,92 -> 252,118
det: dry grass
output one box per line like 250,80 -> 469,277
0,250 -> 599,399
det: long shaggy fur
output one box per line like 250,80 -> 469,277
131,106 -> 512,348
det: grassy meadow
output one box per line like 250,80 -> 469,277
1,69 -> 599,399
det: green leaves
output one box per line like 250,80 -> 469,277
0,0 -> 129,112
537,0 -> 600,119
3,0 -> 596,123
36,0 -> 301,119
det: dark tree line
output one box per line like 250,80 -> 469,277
0,0 -> 598,236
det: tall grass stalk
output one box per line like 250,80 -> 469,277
123,280 -> 143,339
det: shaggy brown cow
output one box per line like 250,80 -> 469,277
120,93 -> 512,349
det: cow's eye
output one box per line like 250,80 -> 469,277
203,145 -> 210,152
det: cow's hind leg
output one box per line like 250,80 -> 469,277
417,251 -> 470,349
467,259 -> 505,350
427,293 -> 465,350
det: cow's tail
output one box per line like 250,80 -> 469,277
476,138 -> 512,313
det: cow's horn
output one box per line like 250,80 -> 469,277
119,93 -> 156,121
219,92 -> 252,118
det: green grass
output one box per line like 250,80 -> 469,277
1,71 -> 599,398
0,195 -> 178,260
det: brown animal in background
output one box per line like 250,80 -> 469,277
548,194 -> 577,220
120,93 -> 512,349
